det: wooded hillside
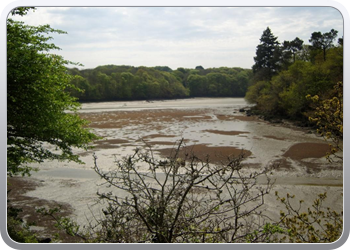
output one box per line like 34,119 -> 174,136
67,65 -> 252,102
246,27 -> 343,122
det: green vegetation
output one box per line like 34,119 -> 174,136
246,27 -> 343,122
307,81 -> 343,162
67,65 -> 252,102
7,8 -> 98,177
7,7 -> 98,243
7,9 -> 343,244
7,206 -> 38,243
275,192 -> 343,243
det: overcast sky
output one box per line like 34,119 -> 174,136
11,7 -> 344,70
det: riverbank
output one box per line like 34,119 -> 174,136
8,98 -> 343,243
7,177 -> 82,243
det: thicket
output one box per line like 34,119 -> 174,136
7,7 -> 97,243
67,65 -> 252,102
245,27 -> 343,122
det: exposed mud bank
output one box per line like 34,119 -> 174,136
156,144 -> 252,165
10,98 -> 342,242
7,177 -> 81,243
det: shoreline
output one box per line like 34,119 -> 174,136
7,177 -> 82,243
8,98 -> 343,243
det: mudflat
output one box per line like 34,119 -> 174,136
8,98 -> 343,243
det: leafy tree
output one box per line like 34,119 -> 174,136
245,81 -> 269,104
282,37 -> 304,64
309,29 -> 338,61
7,9 -> 98,176
153,66 -> 172,72
187,74 -> 208,96
68,64 -> 251,101
246,27 -> 342,122
307,82 -> 343,162
9,7 -> 35,16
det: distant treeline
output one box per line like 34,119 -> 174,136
67,65 -> 252,102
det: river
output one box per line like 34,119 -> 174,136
26,98 -> 343,227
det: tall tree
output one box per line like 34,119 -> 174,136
283,37 -> 304,63
7,8 -> 98,176
309,29 -> 338,61
252,27 -> 280,81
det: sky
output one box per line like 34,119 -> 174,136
10,6 -> 344,70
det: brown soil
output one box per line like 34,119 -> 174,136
93,138 -> 131,149
216,114 -> 236,121
203,129 -> 250,136
7,177 -> 82,243
283,142 -> 330,160
144,141 -> 181,146
80,109 -> 213,129
156,144 -> 252,165
140,134 -> 177,139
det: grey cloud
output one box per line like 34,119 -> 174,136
15,6 -> 343,69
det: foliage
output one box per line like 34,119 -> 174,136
252,27 -> 281,81
7,9 -> 98,176
275,192 -> 343,243
36,206 -> 86,241
306,82 -> 343,162
245,223 -> 285,243
309,29 -> 338,62
9,7 -> 35,16
282,37 -> 304,64
246,27 -> 342,122
68,65 -> 252,101
7,205 -> 38,243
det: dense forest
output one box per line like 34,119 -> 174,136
67,65 -> 252,102
246,27 -> 343,122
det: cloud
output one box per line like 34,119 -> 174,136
12,6 -> 343,69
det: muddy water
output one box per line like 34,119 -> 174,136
28,98 -> 343,227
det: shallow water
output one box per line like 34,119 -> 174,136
78,97 -> 249,112
31,97 -> 343,185
74,98 -> 341,174
27,97 -> 343,227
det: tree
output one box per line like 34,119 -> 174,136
187,74 -> 208,97
246,27 -> 342,121
195,65 -> 205,70
91,140 -> 275,243
309,29 -> 338,61
252,27 -> 281,81
7,8 -> 98,176
306,82 -> 343,163
282,37 -> 304,64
